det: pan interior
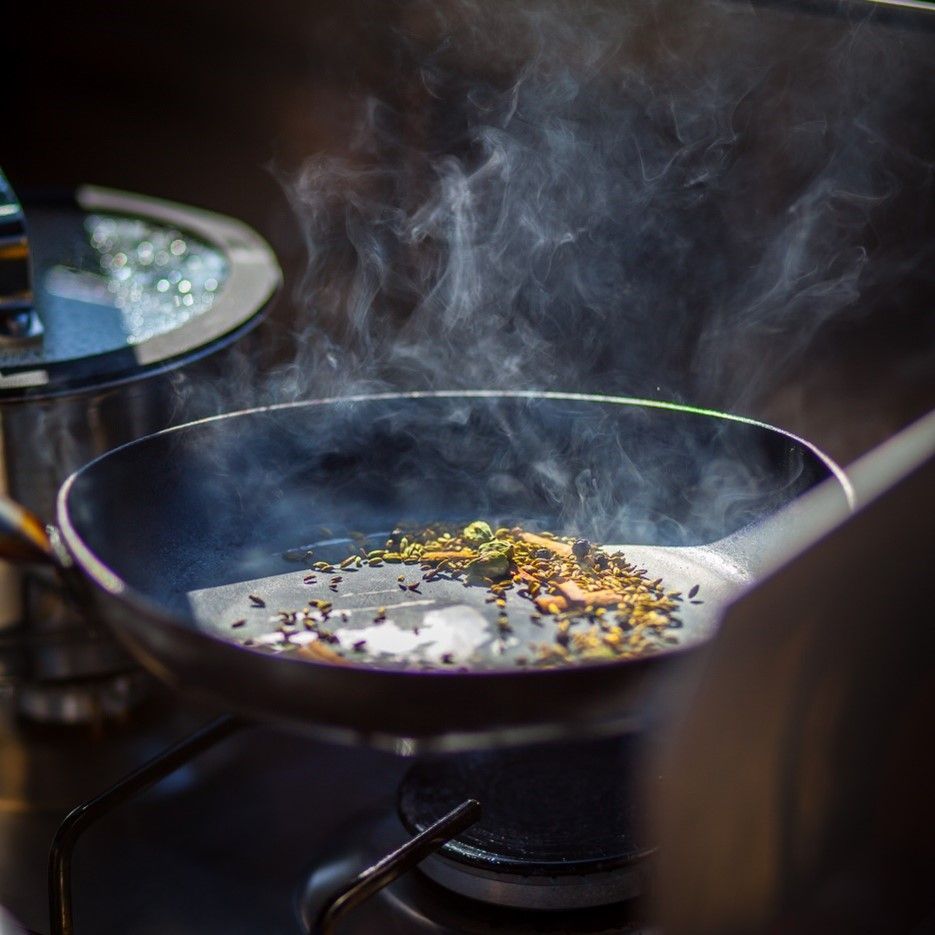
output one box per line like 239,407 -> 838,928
62,395 -> 842,672
186,531 -> 745,671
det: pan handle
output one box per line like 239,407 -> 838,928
0,494 -> 95,636
0,495 -> 60,565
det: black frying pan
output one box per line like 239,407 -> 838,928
1,392 -> 852,751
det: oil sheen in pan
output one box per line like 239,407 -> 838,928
186,533 -> 746,671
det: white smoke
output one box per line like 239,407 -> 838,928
257,0 -> 932,440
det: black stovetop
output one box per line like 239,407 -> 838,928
0,698 -> 404,934
0,695 -> 650,934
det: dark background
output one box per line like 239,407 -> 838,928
8,0 -> 935,464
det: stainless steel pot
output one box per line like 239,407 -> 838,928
0,172 -> 281,720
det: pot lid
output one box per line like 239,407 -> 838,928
0,169 -> 280,400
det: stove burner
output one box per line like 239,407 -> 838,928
298,812 -> 651,934
35,705 -> 655,933
397,736 -> 653,910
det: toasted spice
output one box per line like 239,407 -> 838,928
298,641 -> 347,664
391,522 -> 681,665
244,521 -> 680,668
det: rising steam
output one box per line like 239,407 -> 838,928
245,0 -> 933,436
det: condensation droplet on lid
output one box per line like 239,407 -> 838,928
0,211 -> 233,367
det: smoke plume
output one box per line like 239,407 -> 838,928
250,0 -> 933,442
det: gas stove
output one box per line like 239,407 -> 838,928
4,410 -> 933,935
1,696 -> 654,934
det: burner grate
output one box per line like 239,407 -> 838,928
398,736 -> 653,909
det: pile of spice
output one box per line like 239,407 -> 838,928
370,522 -> 684,663
237,521 -> 691,668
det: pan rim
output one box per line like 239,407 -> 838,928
60,387 -> 856,501
55,390 -> 854,685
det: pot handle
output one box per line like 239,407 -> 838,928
0,495 -> 58,565
0,168 -> 43,346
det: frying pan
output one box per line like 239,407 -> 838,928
0,391 -> 852,751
